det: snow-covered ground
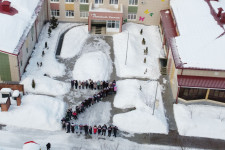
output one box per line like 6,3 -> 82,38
21,23 -> 80,96
113,23 -> 164,79
113,79 -> 168,134
60,25 -> 90,58
174,104 -> 225,140
0,95 -> 65,131
73,36 -> 112,81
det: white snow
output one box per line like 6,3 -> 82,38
23,142 -> 41,150
60,25 -> 90,58
1,88 -> 12,93
74,101 -> 112,126
72,36 -> 112,81
0,98 -> 8,104
0,0 -> 40,54
12,90 -> 20,97
174,104 -> 225,140
21,76 -> 70,96
113,79 -> 168,134
0,95 -> 66,131
113,23 -> 163,79
211,0 -> 225,13
171,0 -> 225,70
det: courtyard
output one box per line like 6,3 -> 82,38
0,22 -> 225,150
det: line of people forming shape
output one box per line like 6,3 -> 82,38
62,80 -> 118,137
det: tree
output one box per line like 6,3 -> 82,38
50,16 -> 59,29
32,79 -> 36,89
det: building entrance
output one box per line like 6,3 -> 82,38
91,20 -> 106,34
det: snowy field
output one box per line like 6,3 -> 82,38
72,36 -> 112,81
113,23 -> 164,79
0,95 -> 65,131
174,104 -> 225,140
113,79 -> 168,134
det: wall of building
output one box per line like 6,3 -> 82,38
177,69 -> 225,78
8,54 -> 20,81
18,0 -> 48,78
49,0 -> 169,25
0,52 -> 11,82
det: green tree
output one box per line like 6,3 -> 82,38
50,16 -> 59,29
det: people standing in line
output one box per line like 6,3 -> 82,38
75,124 -> 79,134
113,126 -> 118,137
85,80 -> 89,89
79,124 -> 83,134
71,80 -> 74,89
78,81 -> 81,89
84,124 -> 89,135
46,143 -> 51,150
72,111 -> 77,120
75,80 -> 78,89
98,125 -> 102,135
82,81 -> 85,89
71,122 -> 75,133
108,126 -> 112,137
93,125 -> 97,134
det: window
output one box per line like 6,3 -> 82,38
80,0 -> 88,3
110,0 -> 118,4
50,0 -> 59,2
51,10 -> 60,17
95,0 -> 103,4
107,21 -> 120,28
66,0 -> 74,2
66,10 -> 74,17
80,11 -> 89,18
128,13 -> 137,20
129,0 -> 138,5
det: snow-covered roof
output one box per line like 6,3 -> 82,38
12,90 -> 19,97
170,0 -> 225,70
1,88 -> 12,93
0,0 -> 42,55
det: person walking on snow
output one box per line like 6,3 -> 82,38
46,143 -> 51,150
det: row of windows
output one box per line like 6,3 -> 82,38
51,0 -> 138,5
51,10 -> 137,20
107,20 -> 120,28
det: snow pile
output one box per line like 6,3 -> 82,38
74,101 -> 111,126
0,95 -> 66,131
21,76 -> 70,96
0,0 -> 40,53
23,142 -> 40,150
171,0 -> 225,70
113,79 -> 168,134
113,23 -> 163,79
211,0 -> 225,13
60,25 -> 90,58
73,37 -> 112,81
174,104 -> 225,140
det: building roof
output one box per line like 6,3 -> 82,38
170,0 -> 225,70
178,75 -> 225,89
0,0 -> 42,55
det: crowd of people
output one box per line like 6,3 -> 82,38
61,79 -> 118,137
71,79 -> 117,92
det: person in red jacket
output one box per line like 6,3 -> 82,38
93,125 -> 97,134
72,111 -> 77,120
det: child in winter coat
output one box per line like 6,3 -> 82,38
93,125 -> 97,134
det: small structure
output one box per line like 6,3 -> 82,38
0,96 -> 11,112
12,90 -> 21,106
23,141 -> 41,150
0,0 -> 18,15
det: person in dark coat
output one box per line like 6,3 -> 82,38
62,121 -> 66,130
102,124 -> 107,136
89,126 -> 92,135
98,125 -> 102,135
71,123 -> 75,133
85,80 -> 89,89
75,80 -> 78,89
66,122 -> 70,133
84,124 -> 89,135
72,111 -> 77,120
71,80 -> 74,89
108,126 -> 112,137
46,143 -> 51,150
113,126 -> 118,137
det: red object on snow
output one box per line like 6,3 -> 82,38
0,0 -> 18,15
24,141 -> 38,145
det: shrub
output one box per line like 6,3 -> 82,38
32,79 -> 36,89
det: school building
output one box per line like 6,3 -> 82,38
159,0 -> 225,103
49,0 -> 169,34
